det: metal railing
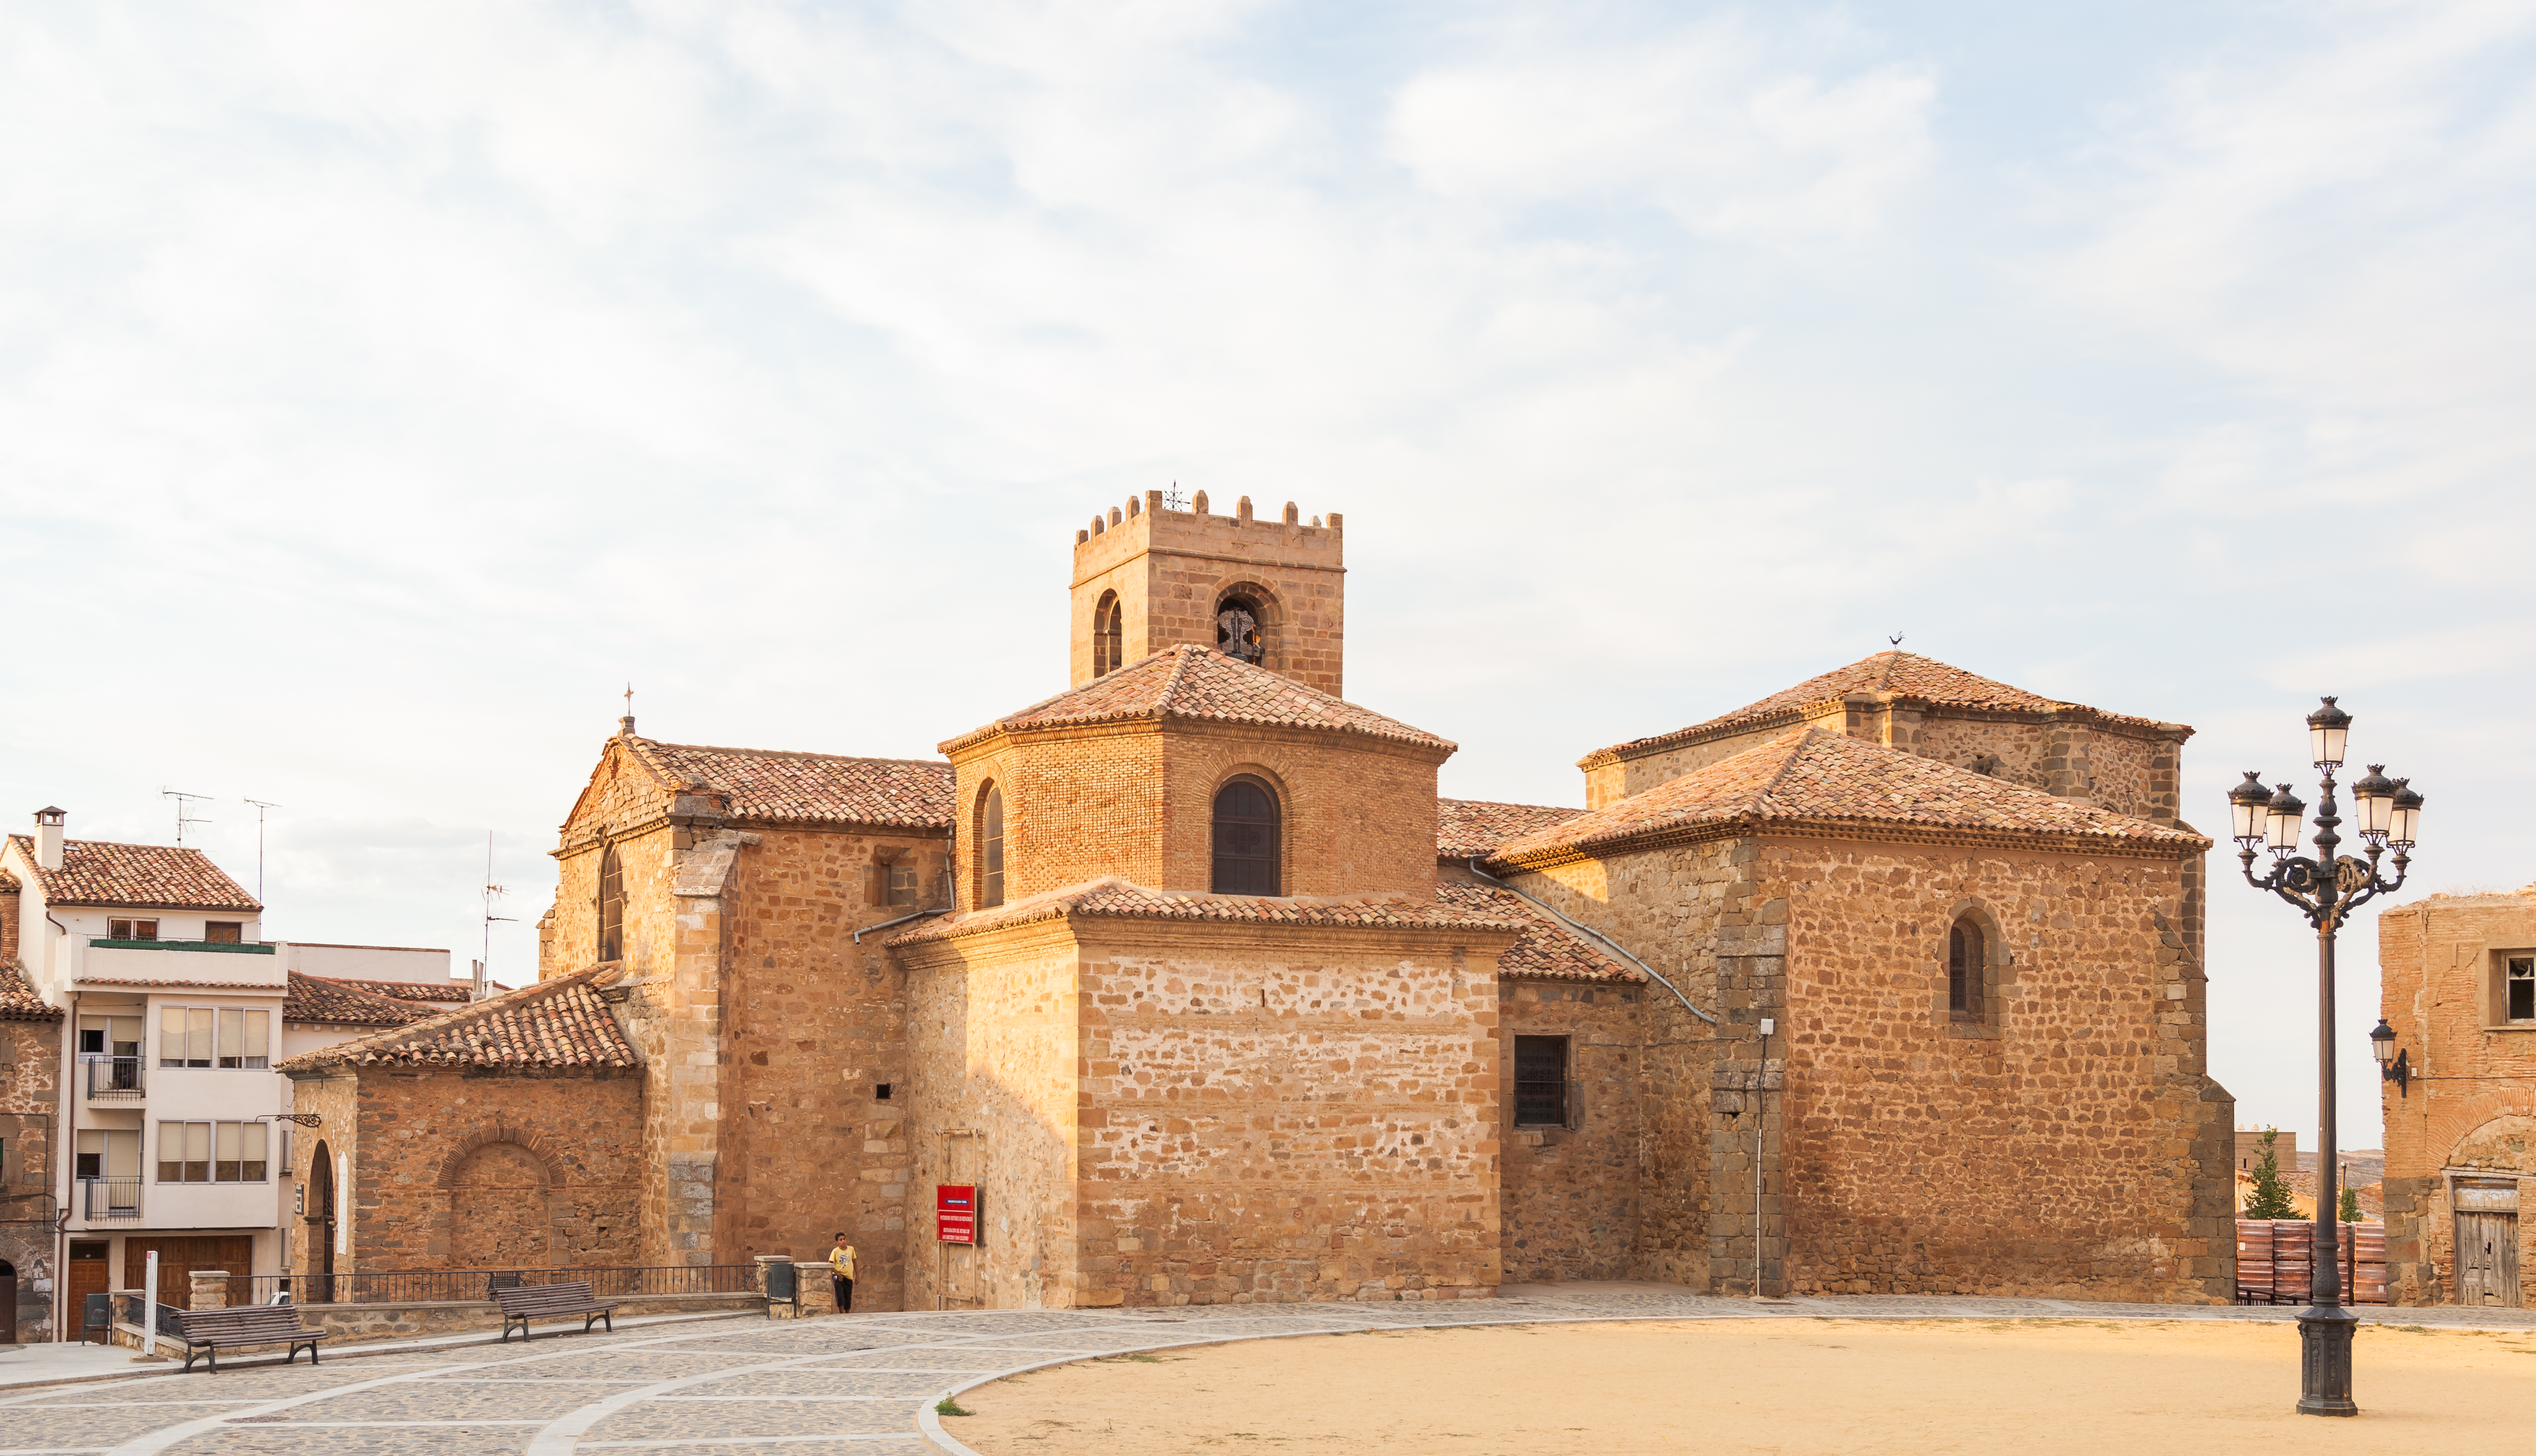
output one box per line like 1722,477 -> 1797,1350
224,1263 -> 763,1306
80,1176 -> 140,1220
82,1056 -> 144,1099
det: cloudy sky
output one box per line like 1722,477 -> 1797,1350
6,0 -> 2533,1151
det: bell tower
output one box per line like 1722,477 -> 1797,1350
1069,490 -> 1346,697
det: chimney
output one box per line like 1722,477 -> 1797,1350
472,958 -> 490,1002
33,807 -> 65,871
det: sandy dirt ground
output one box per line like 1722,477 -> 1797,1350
948,1317 -> 2536,1455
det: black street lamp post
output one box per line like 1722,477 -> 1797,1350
2226,697 -> 2423,1418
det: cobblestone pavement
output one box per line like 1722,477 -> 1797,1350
9,1290 -> 2529,1456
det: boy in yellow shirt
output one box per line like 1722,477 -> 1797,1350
829,1233 -> 856,1313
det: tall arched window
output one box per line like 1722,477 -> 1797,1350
1211,777 -> 1280,895
1948,917 -> 1986,1022
1093,592 -> 1123,677
597,845 -> 625,962
979,784 -> 1005,908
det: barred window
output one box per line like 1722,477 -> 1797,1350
1210,777 -> 1279,895
1514,1036 -> 1569,1127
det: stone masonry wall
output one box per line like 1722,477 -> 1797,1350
1069,495 -> 1345,696
716,825 -> 944,1310
332,1067 -> 643,1271
0,1015 -> 60,1339
2376,891 -> 2536,1307
1759,836 -> 2226,1300
1070,920 -> 1511,1306
1497,981 -> 1646,1282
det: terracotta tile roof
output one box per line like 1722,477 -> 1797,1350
1503,729 -> 2209,864
941,646 -> 1454,755
1432,881 -> 1637,983
890,877 -> 1516,946
276,964 -> 637,1072
0,962 -> 60,1021
1582,651 -> 2170,766
283,972 -> 436,1028
621,739 -> 955,832
322,976 -> 501,1005
5,835 -> 259,912
1437,799 -> 1585,860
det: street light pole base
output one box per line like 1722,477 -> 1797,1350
2295,1304 -> 2359,1416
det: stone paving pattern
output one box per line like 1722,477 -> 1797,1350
11,1290 -> 2534,1456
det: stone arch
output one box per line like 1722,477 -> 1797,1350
444,1132 -> 555,1271
2447,1111 -> 2536,1176
1212,579 -> 1283,667
434,1125 -> 561,1188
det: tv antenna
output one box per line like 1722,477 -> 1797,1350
243,799 -> 281,904
480,832 -> 515,999
161,788 -> 214,846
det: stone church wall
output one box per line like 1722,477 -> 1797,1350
0,1015 -> 59,1340
1497,980 -> 1647,1283
1759,836 -> 2226,1300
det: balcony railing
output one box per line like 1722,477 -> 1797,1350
82,1056 -> 144,1100
80,1176 -> 140,1221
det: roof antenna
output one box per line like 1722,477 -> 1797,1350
480,831 -> 515,1001
243,798 -> 281,904
161,788 -> 214,847
620,683 -> 636,737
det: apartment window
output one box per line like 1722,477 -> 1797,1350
75,1129 -> 138,1180
107,919 -> 158,941
204,921 -> 242,944
979,784 -> 1005,909
158,1121 -> 270,1183
159,1008 -> 268,1069
1514,1036 -> 1569,1127
2511,957 -> 2535,1022
78,1016 -> 142,1059
1210,777 -> 1280,896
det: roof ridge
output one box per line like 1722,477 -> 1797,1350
633,740 -> 952,770
1154,642 -> 1203,712
1750,727 -> 1817,813
317,963 -> 615,1054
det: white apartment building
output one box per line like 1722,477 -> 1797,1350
4,808 -> 460,1336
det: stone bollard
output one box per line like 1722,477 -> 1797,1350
188,1270 -> 230,1312
794,1262 -> 837,1317
754,1255 -> 798,1320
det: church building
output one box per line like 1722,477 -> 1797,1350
281,492 -> 2237,1306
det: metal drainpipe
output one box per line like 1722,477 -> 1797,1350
1755,1017 -> 1773,1299
853,906 -> 950,945
1466,859 -> 1715,1024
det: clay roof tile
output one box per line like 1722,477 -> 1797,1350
619,741 -> 954,832
5,835 -> 259,912
940,646 -> 1453,755
275,964 -> 637,1072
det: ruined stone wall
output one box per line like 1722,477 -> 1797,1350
897,922 -> 1083,1311
1070,919 -> 1510,1306
1759,836 -> 2225,1300
1497,982 -> 1646,1282
0,1015 -> 60,1339
716,826 -> 943,1309
2376,892 -> 2536,1307
1069,496 -> 1345,695
328,1067 -> 643,1272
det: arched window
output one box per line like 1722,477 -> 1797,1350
1093,592 -> 1124,677
979,784 -> 1005,908
1211,777 -> 1280,895
1216,592 -> 1265,663
597,845 -> 625,962
1948,917 -> 1986,1022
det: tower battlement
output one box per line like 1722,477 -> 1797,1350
1070,490 -> 1346,696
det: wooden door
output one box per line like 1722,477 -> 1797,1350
2456,1212 -> 2520,1307
62,1243 -> 108,1340
124,1236 -> 256,1310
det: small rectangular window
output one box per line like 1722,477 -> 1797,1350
108,918 -> 159,941
204,921 -> 242,944
2510,957 -> 2535,1022
888,864 -> 919,907
1514,1035 -> 1569,1127
216,1009 -> 269,1068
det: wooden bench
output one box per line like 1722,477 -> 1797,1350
496,1279 -> 619,1342
171,1305 -> 328,1373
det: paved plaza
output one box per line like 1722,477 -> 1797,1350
2,1289 -> 2529,1456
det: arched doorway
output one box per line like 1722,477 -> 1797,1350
306,1141 -> 336,1302
0,1259 -> 16,1345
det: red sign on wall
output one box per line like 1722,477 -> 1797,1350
936,1184 -> 977,1245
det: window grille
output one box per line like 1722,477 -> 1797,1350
1210,778 -> 1279,896
1514,1036 -> 1569,1127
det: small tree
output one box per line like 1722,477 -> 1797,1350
2339,1184 -> 2362,1222
2244,1128 -> 2298,1219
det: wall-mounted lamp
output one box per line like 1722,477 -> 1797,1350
2370,1018 -> 2409,1098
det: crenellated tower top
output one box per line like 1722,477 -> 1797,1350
1070,490 -> 1345,697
